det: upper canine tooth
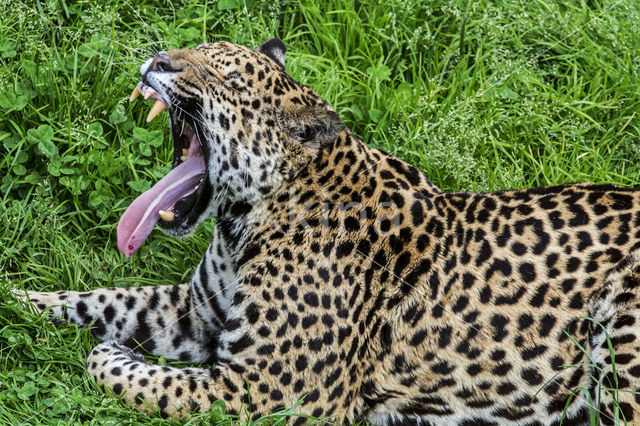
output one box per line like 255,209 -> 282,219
130,86 -> 141,102
158,210 -> 175,222
147,100 -> 167,123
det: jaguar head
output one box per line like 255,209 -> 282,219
117,39 -> 343,257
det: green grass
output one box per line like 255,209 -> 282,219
1,0 -> 640,423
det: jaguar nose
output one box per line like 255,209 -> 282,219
140,52 -> 172,75
150,53 -> 171,71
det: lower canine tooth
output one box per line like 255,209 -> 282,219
130,86 -> 141,102
181,155 -> 188,162
158,210 -> 174,222
147,100 -> 168,123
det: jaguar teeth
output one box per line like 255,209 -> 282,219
194,178 -> 204,190
158,210 -> 174,222
181,149 -> 188,162
130,86 -> 141,102
143,91 -> 153,100
147,100 -> 167,123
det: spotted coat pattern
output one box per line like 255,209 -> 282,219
21,39 -> 640,425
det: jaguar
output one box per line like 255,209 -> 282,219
19,38 -> 640,425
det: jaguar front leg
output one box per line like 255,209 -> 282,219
86,341 -> 253,420
17,232 -> 236,362
18,283 -> 219,362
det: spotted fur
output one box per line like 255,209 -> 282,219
20,39 -> 640,424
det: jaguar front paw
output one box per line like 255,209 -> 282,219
11,288 -> 70,324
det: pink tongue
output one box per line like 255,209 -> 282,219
117,156 -> 206,258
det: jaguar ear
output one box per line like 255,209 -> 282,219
280,106 -> 344,150
257,38 -> 286,69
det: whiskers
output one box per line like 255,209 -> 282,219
86,0 -> 167,69
242,156 -> 251,188
120,0 -> 165,55
99,36 -> 153,57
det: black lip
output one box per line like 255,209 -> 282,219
170,115 -> 190,169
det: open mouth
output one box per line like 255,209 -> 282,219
117,82 -> 207,258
